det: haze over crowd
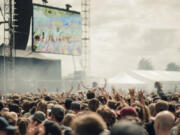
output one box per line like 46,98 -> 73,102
0,0 -> 180,77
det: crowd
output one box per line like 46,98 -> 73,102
0,81 -> 179,135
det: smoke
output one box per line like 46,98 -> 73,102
0,57 -> 62,93
0,0 -> 180,79
90,0 -> 180,77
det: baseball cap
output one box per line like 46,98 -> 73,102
71,102 -> 81,111
0,117 -> 16,131
65,98 -> 73,110
32,111 -> 46,123
116,107 -> 137,117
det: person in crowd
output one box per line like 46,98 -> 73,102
17,117 -> 29,135
145,100 -> 170,135
96,106 -> 116,128
43,120 -> 62,135
154,111 -> 175,135
63,113 -> 76,127
154,81 -> 167,100
0,80 -> 178,135
36,100 -> 48,116
64,98 -> 73,112
0,116 -> 17,135
110,120 -> 147,135
88,98 -> 100,112
50,105 -> 65,125
71,112 -> 107,135
71,102 -> 81,114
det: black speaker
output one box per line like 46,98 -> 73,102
14,0 -> 32,50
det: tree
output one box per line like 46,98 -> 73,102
166,62 -> 180,71
138,58 -> 154,70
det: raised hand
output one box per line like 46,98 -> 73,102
98,87 -> 103,93
112,86 -> 116,95
69,84 -> 74,92
44,88 -> 47,92
104,92 -> 109,100
37,88 -> 41,93
129,88 -> 135,105
138,90 -> 145,106
129,88 -> 135,97
77,83 -> 81,91
80,81 -> 90,89
103,78 -> 107,88
138,90 -> 144,98
56,88 -> 59,93
37,124 -> 45,135
114,92 -> 121,101
61,92 -> 64,97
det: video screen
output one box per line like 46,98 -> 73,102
32,4 -> 82,55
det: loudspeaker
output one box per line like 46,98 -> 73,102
14,0 -> 32,50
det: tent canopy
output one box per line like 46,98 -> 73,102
109,72 -> 145,85
131,70 -> 180,82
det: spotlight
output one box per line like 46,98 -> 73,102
42,0 -> 48,4
66,4 -> 72,11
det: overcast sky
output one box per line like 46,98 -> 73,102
0,0 -> 180,77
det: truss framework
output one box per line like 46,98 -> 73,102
81,0 -> 91,75
3,0 -> 16,92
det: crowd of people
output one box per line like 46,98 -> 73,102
0,81 -> 179,135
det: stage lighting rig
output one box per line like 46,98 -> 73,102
42,0 -> 48,4
66,4 -> 72,11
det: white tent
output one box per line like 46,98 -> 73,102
130,70 -> 180,82
108,72 -> 147,92
109,72 -> 145,85
129,70 -> 180,92
108,70 -> 180,92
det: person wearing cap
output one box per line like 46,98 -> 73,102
71,102 -> 81,114
65,98 -> 73,110
116,107 -> 138,119
0,116 -> 16,135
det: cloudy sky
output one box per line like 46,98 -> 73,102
0,0 -> 180,77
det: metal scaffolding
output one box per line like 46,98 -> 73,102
0,0 -> 91,92
81,0 -> 91,76
3,0 -> 16,92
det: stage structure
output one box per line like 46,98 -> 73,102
0,56 -> 62,93
1,0 -> 91,93
81,0 -> 91,75
2,0 -> 16,93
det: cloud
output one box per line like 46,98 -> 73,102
90,0 -> 180,77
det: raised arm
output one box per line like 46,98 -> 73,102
68,84 -> 74,93
80,81 -> 91,89
77,83 -> 81,91
138,90 -> 145,106
129,88 -> 135,106
103,78 -> 107,89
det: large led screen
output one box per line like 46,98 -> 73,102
32,4 -> 82,55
